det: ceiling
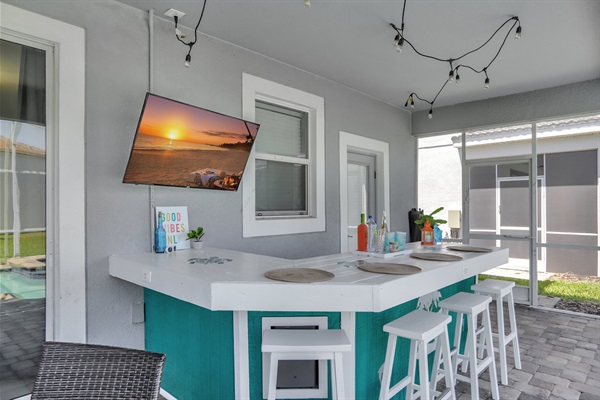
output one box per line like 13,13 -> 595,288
116,0 -> 600,111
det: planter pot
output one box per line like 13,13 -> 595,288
191,240 -> 203,250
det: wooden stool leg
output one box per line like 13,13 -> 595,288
507,291 -> 522,370
483,308 -> 500,400
496,294 -> 508,385
467,314 -> 479,400
330,359 -> 338,400
379,334 -> 398,400
334,352 -> 345,400
430,338 -> 443,393
267,353 -> 279,400
461,315 -> 472,374
477,310 -> 486,359
451,311 -> 464,378
441,329 -> 456,400
418,339 -> 431,400
406,339 -> 418,400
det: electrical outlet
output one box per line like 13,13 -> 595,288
132,302 -> 145,324
164,8 -> 185,19
142,271 -> 152,283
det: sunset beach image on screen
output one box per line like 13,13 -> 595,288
123,94 -> 259,191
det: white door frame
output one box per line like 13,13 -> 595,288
1,3 -> 86,342
339,131 -> 390,253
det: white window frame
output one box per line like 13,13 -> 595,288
1,3 -> 86,342
242,73 -> 325,237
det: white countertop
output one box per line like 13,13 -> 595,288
109,244 -> 508,312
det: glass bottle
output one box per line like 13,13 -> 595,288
154,212 -> 167,253
357,213 -> 368,252
379,210 -> 388,253
366,215 -> 377,253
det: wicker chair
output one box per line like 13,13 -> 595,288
31,342 -> 166,400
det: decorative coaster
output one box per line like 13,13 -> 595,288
446,245 -> 492,253
358,263 -> 421,275
410,252 -> 463,261
265,268 -> 335,283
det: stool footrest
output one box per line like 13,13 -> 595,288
386,376 -> 412,399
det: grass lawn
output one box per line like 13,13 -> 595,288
479,274 -> 600,304
0,232 -> 46,264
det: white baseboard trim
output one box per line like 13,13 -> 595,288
160,387 -> 178,400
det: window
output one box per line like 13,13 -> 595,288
242,74 -> 325,237
255,101 -> 308,216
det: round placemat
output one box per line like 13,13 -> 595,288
446,245 -> 492,253
265,268 -> 335,283
358,263 -> 421,275
410,252 -> 463,261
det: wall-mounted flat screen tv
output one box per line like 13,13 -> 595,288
123,93 -> 259,191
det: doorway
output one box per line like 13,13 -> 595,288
465,158 -> 537,305
346,153 -> 376,252
339,131 -> 390,253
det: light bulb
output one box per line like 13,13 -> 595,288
410,99 -> 415,109
185,54 -> 191,68
484,77 -> 490,89
395,38 -> 404,53
393,34 -> 400,46
515,26 -> 522,39
448,70 -> 454,82
175,28 -> 186,39
455,73 -> 461,85
428,109 -> 433,119
304,0 -> 311,7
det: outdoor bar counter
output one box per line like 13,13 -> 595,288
109,243 -> 508,400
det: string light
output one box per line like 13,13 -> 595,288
391,0 -> 521,117
172,0 -> 208,68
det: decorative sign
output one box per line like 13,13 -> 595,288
155,206 -> 189,250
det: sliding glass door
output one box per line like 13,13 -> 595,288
0,36 -> 49,400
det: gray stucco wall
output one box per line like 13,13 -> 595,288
2,0 -> 414,348
412,79 -> 600,136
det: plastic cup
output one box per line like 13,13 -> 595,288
385,232 -> 395,253
395,232 -> 407,251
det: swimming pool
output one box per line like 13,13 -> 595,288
0,271 -> 45,299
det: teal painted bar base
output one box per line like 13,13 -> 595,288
145,278 -> 475,400
145,289 -> 235,400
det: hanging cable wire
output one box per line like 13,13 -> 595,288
173,0 -> 208,67
391,0 -> 522,117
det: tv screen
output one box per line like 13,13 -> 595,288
123,93 -> 259,191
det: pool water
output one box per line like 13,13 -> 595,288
0,271 -> 46,299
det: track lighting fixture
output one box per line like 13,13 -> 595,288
393,0 -> 521,118
171,0 -> 208,68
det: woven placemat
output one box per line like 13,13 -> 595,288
410,252 -> 463,261
358,263 -> 421,275
265,268 -> 335,283
446,245 -> 492,253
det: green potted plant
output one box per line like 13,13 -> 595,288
414,207 -> 447,230
414,207 -> 446,245
187,226 -> 205,250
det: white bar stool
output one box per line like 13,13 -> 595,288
261,329 -> 351,400
379,310 -> 455,400
472,279 -> 522,385
438,292 -> 500,400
